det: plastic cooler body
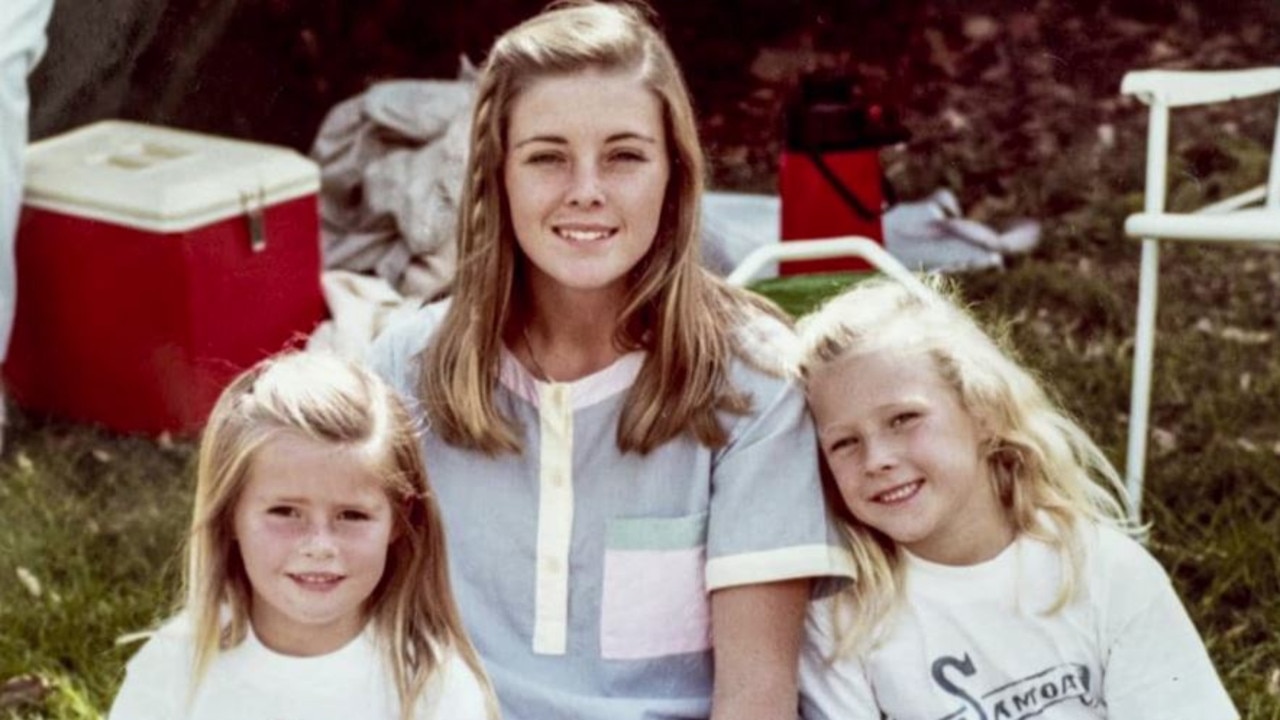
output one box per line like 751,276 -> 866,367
4,121 -> 326,435
778,148 -> 885,275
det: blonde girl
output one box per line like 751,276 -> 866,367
108,352 -> 498,720
369,1 -> 852,718
793,277 -> 1237,720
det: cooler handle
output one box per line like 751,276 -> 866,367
240,187 -> 267,252
806,151 -> 891,222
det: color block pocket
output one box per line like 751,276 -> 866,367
600,512 -> 711,660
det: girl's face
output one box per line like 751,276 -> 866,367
232,432 -> 396,656
807,348 -> 1013,566
503,67 -> 670,305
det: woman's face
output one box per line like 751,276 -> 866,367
503,68 -> 670,304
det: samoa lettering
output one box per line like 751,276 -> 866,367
930,654 -> 1099,720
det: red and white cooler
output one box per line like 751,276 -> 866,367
5,120 -> 327,435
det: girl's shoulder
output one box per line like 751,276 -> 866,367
437,652 -> 491,715
367,298 -> 451,393
1078,521 -> 1165,577
1069,521 -> 1177,613
109,614 -> 197,718
123,612 -> 197,663
370,298 -> 451,359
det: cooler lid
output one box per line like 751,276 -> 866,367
22,120 -> 319,232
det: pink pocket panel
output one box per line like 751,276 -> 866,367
600,547 -> 711,660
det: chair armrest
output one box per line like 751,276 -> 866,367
1122,68 -> 1280,108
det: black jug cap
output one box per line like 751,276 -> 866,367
785,74 -> 909,152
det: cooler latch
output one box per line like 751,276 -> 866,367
240,187 -> 267,252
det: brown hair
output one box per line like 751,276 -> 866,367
423,0 -> 783,455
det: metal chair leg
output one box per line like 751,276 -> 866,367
1124,237 -> 1161,523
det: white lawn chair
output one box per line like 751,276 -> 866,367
725,236 -> 928,295
1123,68 -> 1280,521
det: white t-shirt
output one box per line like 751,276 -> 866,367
800,523 -> 1238,720
108,615 -> 490,720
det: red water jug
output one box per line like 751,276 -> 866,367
778,76 -> 907,275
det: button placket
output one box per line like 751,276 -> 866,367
532,382 -> 574,655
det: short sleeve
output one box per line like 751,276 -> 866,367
429,654 -> 493,720
704,366 -> 854,590
107,632 -> 190,720
366,301 -> 447,402
1098,533 -> 1238,720
798,597 -> 878,720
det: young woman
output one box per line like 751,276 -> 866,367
794,278 -> 1237,720
368,2 -> 852,718
108,352 -> 497,720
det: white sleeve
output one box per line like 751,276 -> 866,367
798,598 -> 879,720
430,654 -> 493,720
1098,535 -> 1238,720
106,635 -> 189,720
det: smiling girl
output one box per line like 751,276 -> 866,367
108,352 -> 497,720
794,278 -> 1236,720
368,2 -> 852,718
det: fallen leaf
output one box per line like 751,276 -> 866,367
924,28 -> 958,77
942,108 -> 970,131
1236,438 -> 1259,454
0,675 -> 52,710
1193,319 -> 1270,345
15,567 -> 41,598
962,15 -> 1000,43
1219,327 -> 1271,345
1096,123 -> 1116,150
1152,427 -> 1178,457
92,448 -> 114,463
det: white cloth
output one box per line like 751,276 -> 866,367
305,270 -> 424,361
108,616 -> 490,720
799,523 -> 1237,720
311,79 -> 475,301
0,0 -> 54,360
699,189 -> 1040,277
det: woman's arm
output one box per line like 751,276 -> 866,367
710,578 -> 810,720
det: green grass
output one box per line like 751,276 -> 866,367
1,424 -> 193,719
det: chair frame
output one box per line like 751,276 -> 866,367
725,235 -> 927,295
1122,68 -> 1280,522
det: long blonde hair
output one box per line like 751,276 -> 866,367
185,352 -> 498,719
423,0 -> 781,455
795,277 -> 1138,653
